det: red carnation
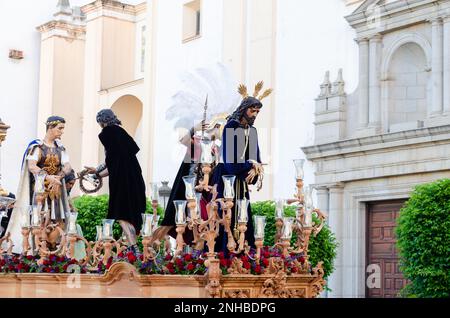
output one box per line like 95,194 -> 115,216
63,264 -> 68,271
218,252 -> 225,259
243,262 -> 251,270
186,263 -> 195,271
176,258 -> 183,266
165,254 -> 172,261
299,256 -> 305,264
118,252 -> 124,258
197,259 -> 204,265
17,263 -> 24,271
44,267 -> 51,273
106,263 -> 111,270
107,257 -> 113,265
127,254 -> 137,263
57,256 -> 65,262
255,265 -> 261,274
262,259 -> 269,267
184,254 -> 192,262
241,255 -> 248,263
168,267 -> 175,274
220,259 -> 227,267
43,260 -> 50,266
26,255 -> 33,261
291,267 -> 298,273
263,251 -> 270,258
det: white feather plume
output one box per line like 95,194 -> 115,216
166,62 -> 240,130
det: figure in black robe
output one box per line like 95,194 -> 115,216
87,109 -> 146,251
212,96 -> 264,253
157,123 -> 215,243
98,124 -> 146,233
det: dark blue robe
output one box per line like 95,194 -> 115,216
212,119 -> 261,252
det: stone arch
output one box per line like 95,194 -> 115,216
110,94 -> 143,137
381,33 -> 431,130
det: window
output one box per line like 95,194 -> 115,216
182,0 -> 201,43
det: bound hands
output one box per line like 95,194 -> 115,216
245,162 -> 264,184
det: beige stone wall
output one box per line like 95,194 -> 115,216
222,0 -> 276,201
37,33 -> 85,177
101,17 -> 136,89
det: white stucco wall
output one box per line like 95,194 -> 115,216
0,0 -> 59,194
273,0 -> 359,199
150,0 -> 224,184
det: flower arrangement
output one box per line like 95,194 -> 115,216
1,247 -> 307,276
0,255 -> 87,274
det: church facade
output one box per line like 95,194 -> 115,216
303,0 -> 450,297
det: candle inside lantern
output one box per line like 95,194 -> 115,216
237,199 -> 249,223
281,217 -> 294,240
200,139 -> 213,164
68,212 -> 78,234
222,175 -> 236,199
96,225 -> 103,241
153,215 -> 160,231
150,182 -> 159,202
142,213 -> 154,236
174,200 -> 187,225
293,159 -> 305,180
304,209 -> 313,227
31,206 -> 40,226
275,199 -> 285,219
102,219 -> 114,240
182,175 -> 196,200
303,186 -> 314,227
253,215 -> 266,240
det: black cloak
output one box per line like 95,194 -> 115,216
98,125 -> 146,233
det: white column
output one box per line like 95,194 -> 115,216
443,16 -> 450,114
327,183 -> 344,298
315,186 -> 329,216
431,17 -> 443,116
357,38 -> 369,128
368,34 -> 382,127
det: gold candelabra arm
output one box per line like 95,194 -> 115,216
201,164 -> 212,192
173,224 -> 186,260
152,200 -> 158,218
274,218 -> 283,244
312,208 -> 327,236
235,222 -> 247,253
222,199 -> 237,253
142,236 -> 156,262
255,239 -> 264,262
21,228 -> 31,256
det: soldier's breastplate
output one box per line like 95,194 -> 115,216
37,145 -> 62,175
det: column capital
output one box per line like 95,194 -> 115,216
428,16 -> 443,25
368,33 -> 382,42
354,37 -> 369,45
313,185 -> 330,193
328,182 -> 345,192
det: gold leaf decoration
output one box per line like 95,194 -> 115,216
238,84 -> 249,98
252,81 -> 264,97
258,88 -> 273,101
